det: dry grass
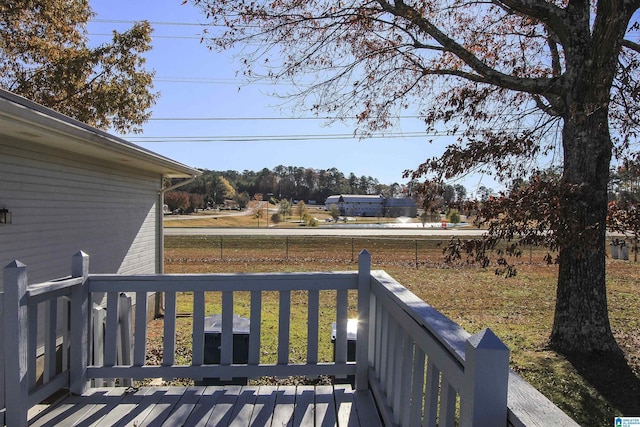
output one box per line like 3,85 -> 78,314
163,206 -> 424,228
159,235 -> 640,426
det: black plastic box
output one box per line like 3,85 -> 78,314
196,314 -> 250,386
331,319 -> 357,384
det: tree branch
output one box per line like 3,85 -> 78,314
622,39 -> 640,54
492,0 -> 568,43
376,0 -> 561,96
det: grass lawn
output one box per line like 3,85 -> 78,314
160,235 -> 640,426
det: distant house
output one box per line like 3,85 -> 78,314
325,194 -> 417,217
0,89 -> 200,318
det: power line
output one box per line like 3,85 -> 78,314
89,32 -> 202,40
91,18 -> 213,27
154,77 -> 245,85
124,128 -> 541,143
147,115 -> 424,121
146,113 -> 542,121
125,131 -> 438,143
88,19 -> 640,36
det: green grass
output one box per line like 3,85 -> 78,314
160,235 -> 640,426
163,289 -> 357,365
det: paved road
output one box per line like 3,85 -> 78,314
164,226 -> 488,237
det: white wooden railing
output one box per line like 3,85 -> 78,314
1,250 -> 577,427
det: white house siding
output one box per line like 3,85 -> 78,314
0,136 -> 161,290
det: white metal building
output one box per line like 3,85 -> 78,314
325,194 -> 417,217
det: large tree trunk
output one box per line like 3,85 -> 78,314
546,5 -> 629,355
549,105 -> 620,355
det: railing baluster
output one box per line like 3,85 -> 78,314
134,291 -> 148,366
104,292 -> 119,368
409,346 -> 425,427
61,299 -> 69,373
384,318 -> 398,395
391,330 -> 406,424
44,299 -> 57,382
249,290 -> 262,365
92,306 -> 105,387
221,291 -> 234,366
335,289 -> 348,364
378,306 -> 389,385
278,290 -> 291,365
27,301 -> 37,389
398,334 -> 414,426
163,291 -> 177,367
307,289 -> 319,365
439,377 -> 457,427
104,292 -> 119,387
423,359 -> 440,427
117,293 -> 133,387
373,297 -> 382,373
192,291 -> 205,368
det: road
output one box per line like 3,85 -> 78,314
164,226 -> 488,237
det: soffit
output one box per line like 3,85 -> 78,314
0,90 -> 200,179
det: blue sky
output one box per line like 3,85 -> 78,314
88,0 -> 498,194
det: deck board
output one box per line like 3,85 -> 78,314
138,386 -> 185,427
292,385 -> 316,426
271,385 -> 296,426
182,387 -> 226,427
249,385 -> 278,426
28,384 -> 379,427
161,386 -> 206,427
315,385 -> 337,427
227,385 -> 258,427
204,385 -> 241,426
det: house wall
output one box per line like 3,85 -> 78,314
0,136 -> 161,290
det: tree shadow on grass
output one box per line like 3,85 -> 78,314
565,351 -> 640,416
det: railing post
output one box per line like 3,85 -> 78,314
356,249 -> 371,391
70,251 -> 90,395
3,260 -> 29,427
460,328 -> 509,427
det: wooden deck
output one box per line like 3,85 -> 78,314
3,252 -> 579,427
27,384 -> 382,427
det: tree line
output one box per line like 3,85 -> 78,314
164,166 -> 421,212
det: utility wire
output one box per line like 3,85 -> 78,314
147,115 -> 424,121
89,19 -> 640,36
125,128 -> 536,143
126,132 -> 432,142
91,18 -> 213,27
90,32 -> 202,40
146,113 -> 543,121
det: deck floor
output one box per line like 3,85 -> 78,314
27,384 -> 382,427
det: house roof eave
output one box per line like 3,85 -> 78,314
0,89 -> 201,179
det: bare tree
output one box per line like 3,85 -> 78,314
191,0 -> 640,355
